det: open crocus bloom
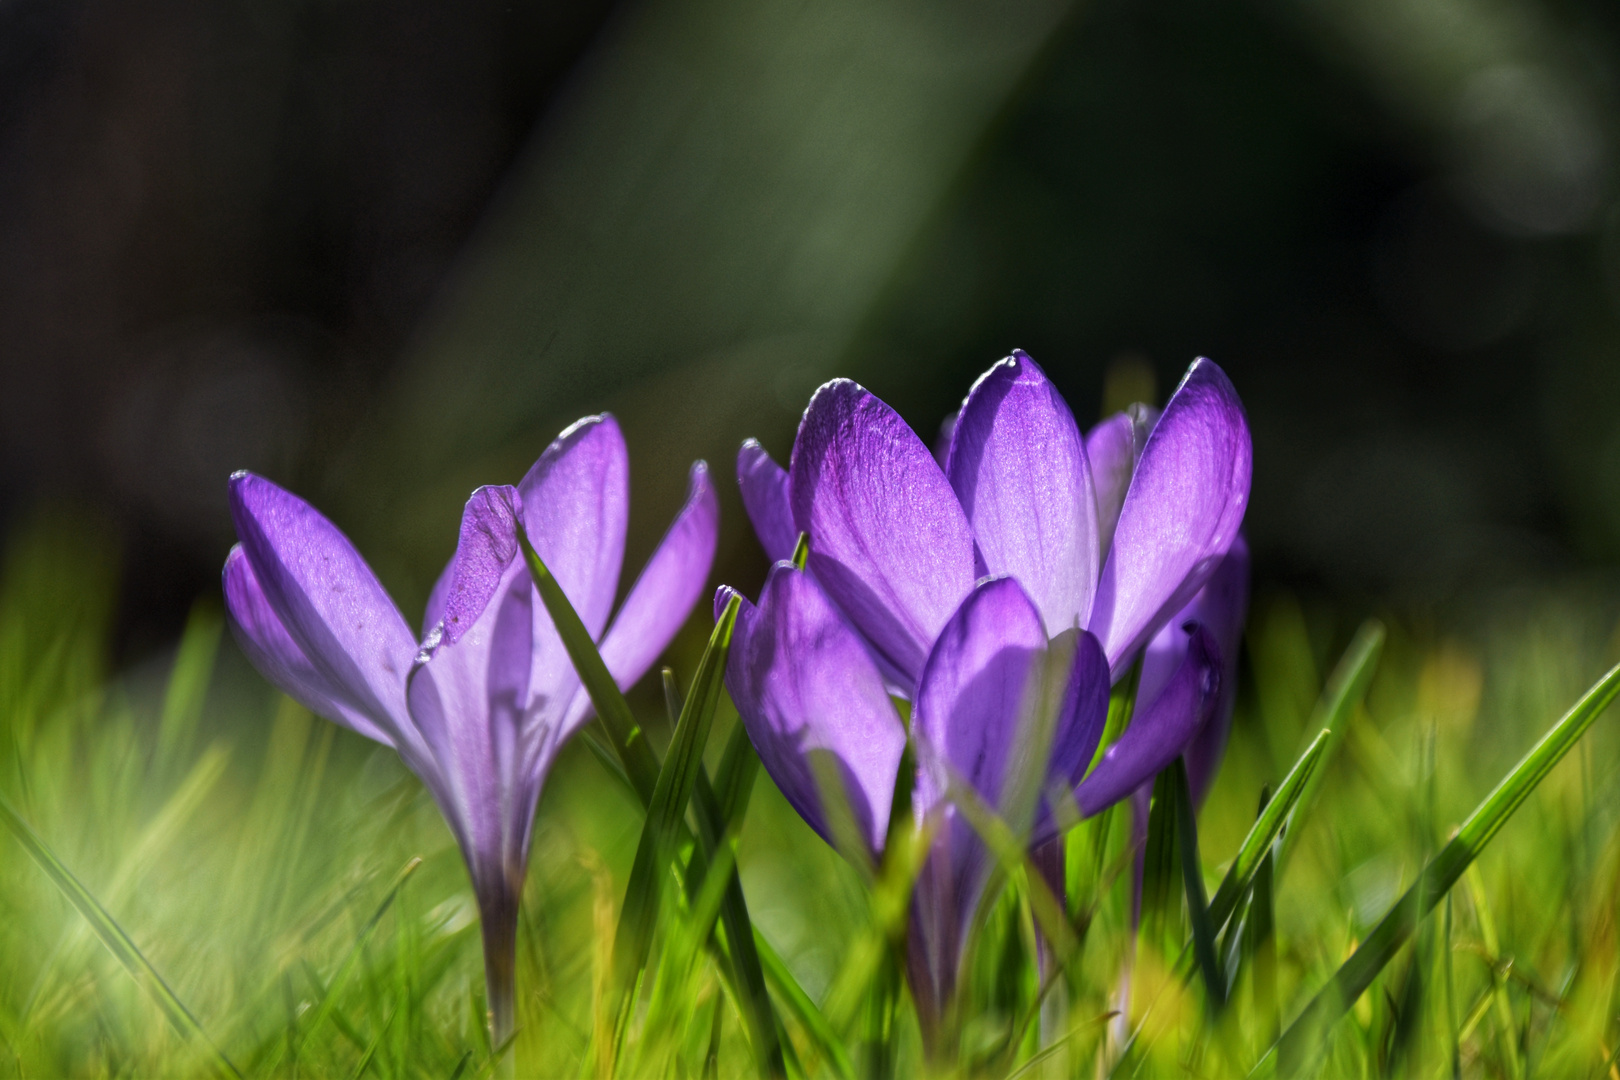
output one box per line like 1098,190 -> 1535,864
722,565 -> 1223,1038
726,352 -> 1248,1030
222,415 -> 718,1041
739,351 -> 1250,684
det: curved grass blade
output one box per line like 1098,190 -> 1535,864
1206,728 -> 1329,933
608,597 -> 740,1043
517,530 -> 659,803
753,931 -> 855,1080
1278,619 -> 1384,868
527,534 -> 782,1076
0,789 -> 242,1079
692,738 -> 782,1076
1272,656 -> 1620,1073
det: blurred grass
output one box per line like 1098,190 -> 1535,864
1,505 -> 1619,1078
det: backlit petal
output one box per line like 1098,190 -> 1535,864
789,379 -> 976,682
725,566 -> 905,855
1076,622 -> 1221,816
1088,360 -> 1250,676
738,440 -> 797,563
946,351 -> 1098,633
228,471 -> 420,753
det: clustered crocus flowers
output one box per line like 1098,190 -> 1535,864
222,416 -> 718,1043
220,347 -> 1251,1062
723,351 -> 1251,1043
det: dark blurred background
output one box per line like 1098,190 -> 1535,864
2,0 -> 1619,664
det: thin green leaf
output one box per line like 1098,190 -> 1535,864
947,778 -> 1077,964
1171,757 -> 1224,1010
790,532 -> 810,571
1086,655 -> 1142,778
1278,619 -> 1385,868
609,597 -> 739,1031
345,1004 -> 396,1080
517,530 -> 659,803
1139,766 -> 1179,956
671,670 -> 785,1080
526,526 -> 782,1077
1272,656 -> 1620,1072
1243,794 -> 1277,1045
1206,728 -> 1329,932
0,789 -> 242,1079
753,931 -> 855,1080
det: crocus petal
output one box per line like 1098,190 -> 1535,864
912,575 -> 1049,823
1085,404 -> 1159,565
559,461 -> 720,735
1088,360 -> 1251,676
789,379 -> 977,683
223,545 -> 395,747
1177,538 -> 1249,806
946,351 -> 1099,634
228,471 -> 421,753
517,414 -> 629,640
726,566 -> 905,855
1076,623 -> 1221,816
422,559 -> 455,638
908,577 -> 1108,1015
434,486 -> 526,646
908,576 -> 1045,1005
1039,627 -> 1112,831
738,440 -> 798,563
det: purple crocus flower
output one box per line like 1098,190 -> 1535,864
725,353 -> 1249,1040
738,351 -> 1250,683
221,415 -> 718,1042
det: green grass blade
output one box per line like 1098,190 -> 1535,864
1206,728 -> 1329,932
1243,793 -> 1278,1046
296,857 -> 423,1053
1171,758 -> 1224,1010
1139,767 -> 1178,956
155,601 -> 222,779
517,529 -> 659,804
948,777 -> 1077,964
1272,656 -> 1620,1072
695,753 -> 782,1076
1086,656 -> 1142,778
609,598 -> 739,1031
668,670 -> 784,1079
0,789 -> 242,1079
754,930 -> 855,1080
1278,619 -> 1385,868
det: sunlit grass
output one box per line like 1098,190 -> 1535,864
0,508 -> 1618,1077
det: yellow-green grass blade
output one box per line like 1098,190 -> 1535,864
526,531 -> 782,1075
608,597 -> 739,1043
1272,656 -> 1620,1073
1205,728 -> 1329,933
665,668 -> 782,1079
1086,655 -> 1142,778
753,930 -> 855,1080
1278,619 -> 1384,868
0,789 -> 242,1079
